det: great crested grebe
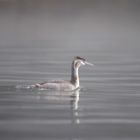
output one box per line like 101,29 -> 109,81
32,56 -> 93,91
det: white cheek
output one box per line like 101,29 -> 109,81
81,61 -> 85,65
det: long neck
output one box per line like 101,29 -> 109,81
71,62 -> 80,88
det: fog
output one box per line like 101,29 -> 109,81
1,1 -> 140,140
0,0 -> 140,43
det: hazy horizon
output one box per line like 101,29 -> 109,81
0,0 -> 140,43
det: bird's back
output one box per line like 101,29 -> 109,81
35,80 -> 77,91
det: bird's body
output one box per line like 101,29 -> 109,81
35,80 -> 78,91
32,56 -> 93,91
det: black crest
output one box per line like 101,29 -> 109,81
75,56 -> 86,61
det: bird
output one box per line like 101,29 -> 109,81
32,56 -> 93,91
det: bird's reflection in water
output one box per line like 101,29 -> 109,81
70,89 -> 79,110
70,89 -> 80,124
36,89 -> 80,124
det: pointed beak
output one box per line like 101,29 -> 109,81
85,61 -> 94,66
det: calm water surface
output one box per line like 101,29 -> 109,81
1,1 -> 140,139
0,40 -> 140,140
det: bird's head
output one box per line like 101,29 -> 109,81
73,56 -> 93,68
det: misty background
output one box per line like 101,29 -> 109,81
0,0 -> 140,41
0,1 -> 140,140
0,0 -> 140,75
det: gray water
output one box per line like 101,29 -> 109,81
0,1 -> 140,140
